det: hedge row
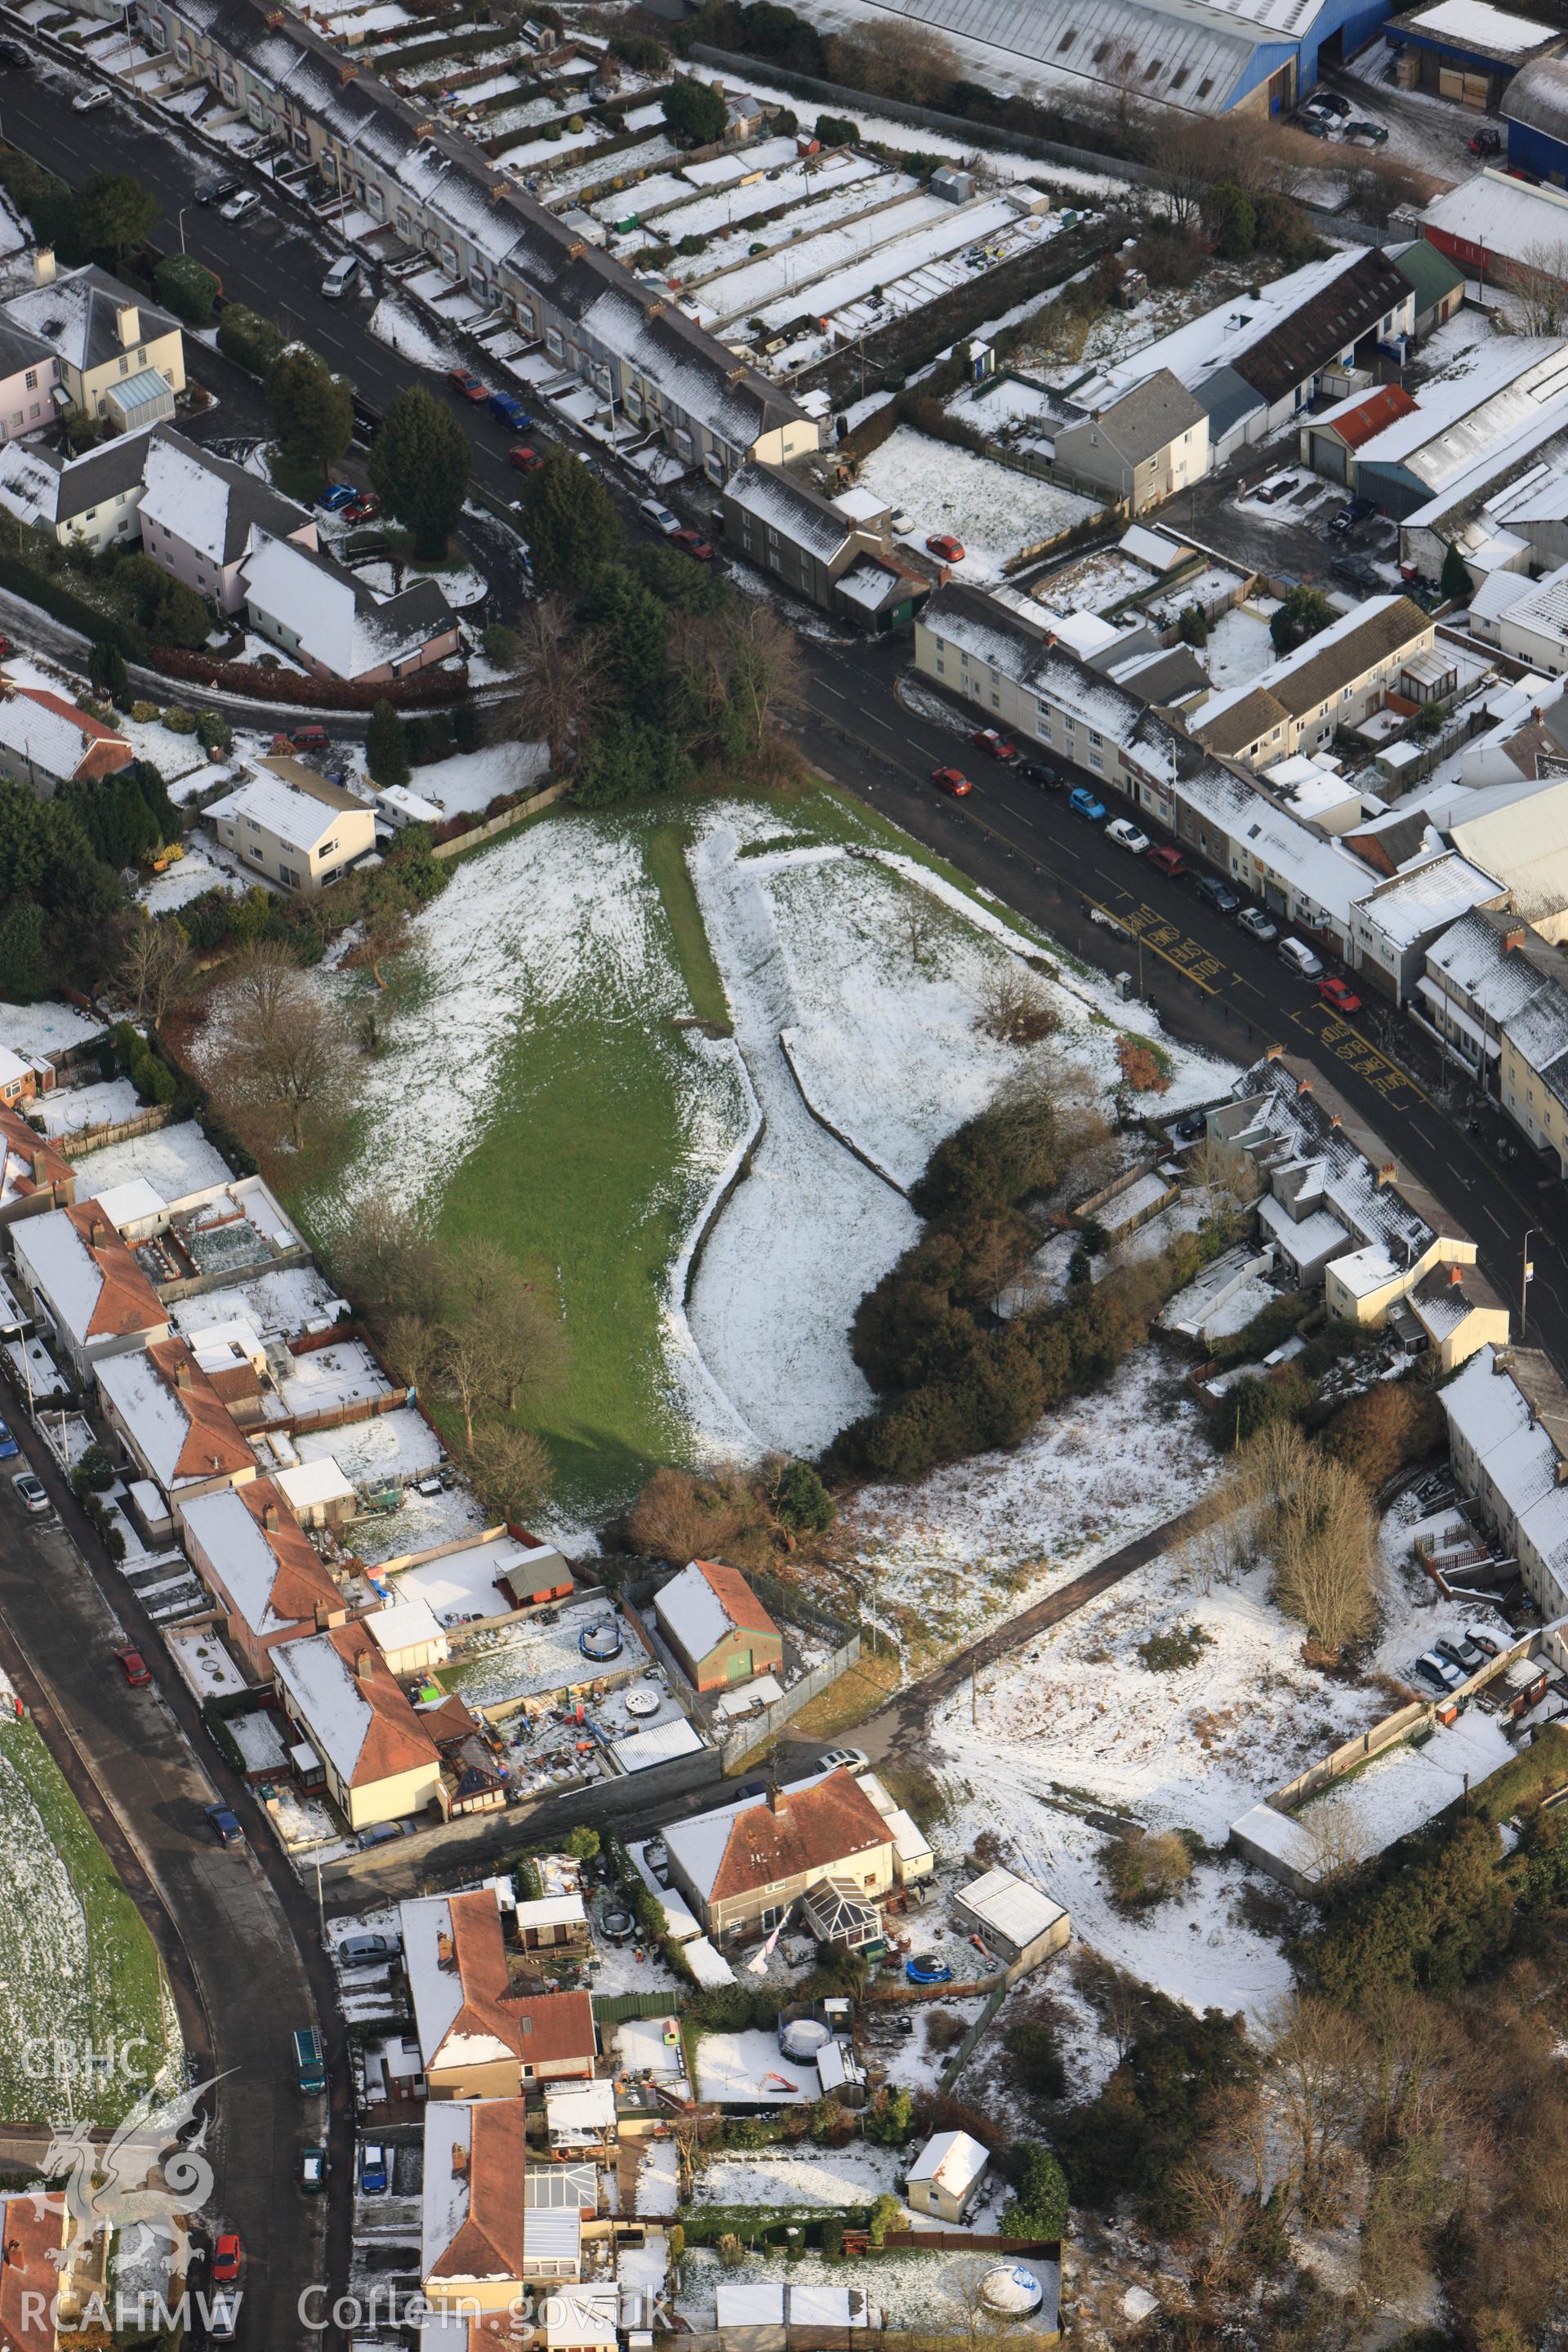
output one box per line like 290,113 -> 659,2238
151,647 -> 467,710
0,541 -> 144,657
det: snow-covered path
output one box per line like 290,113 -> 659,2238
687,825 -> 920,1457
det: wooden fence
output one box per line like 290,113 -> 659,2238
430,775 -> 568,861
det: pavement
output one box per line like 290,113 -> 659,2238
0,1389 -> 352,2352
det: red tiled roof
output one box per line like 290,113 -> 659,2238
326,1620 -> 441,1788
0,2193 -> 64,2352
144,1335 -> 255,1481
236,1477 -> 342,1631
0,1106 -> 72,1201
1321,381 -> 1419,450
431,1897 -> 597,2068
11,688 -> 133,784
66,1200 -> 166,1340
691,1558 -> 781,1642
508,1989 -> 596,2070
430,2101 -> 526,2283
709,1770 -> 893,1904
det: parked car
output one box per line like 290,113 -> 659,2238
301,2146 -> 327,2193
290,724 -> 329,752
818,1747 -> 870,1773
1332,555 -> 1383,593
117,1647 -> 151,1688
488,390 -> 534,432
315,483 -> 358,512
1330,496 -> 1375,536
639,497 -> 681,537
220,189 -> 261,222
1320,974 -> 1363,1014
359,2144 -> 388,2195
1345,118 -> 1388,143
447,367 -> 488,403
1294,111 -> 1330,136
671,528 -> 715,561
338,1932 -> 395,1967
1147,844 -> 1187,877
930,766 -> 973,798
1451,1633 -> 1490,1671
204,1805 -> 245,1847
890,507 -> 915,534
1106,817 -> 1152,855
1173,1113 -> 1205,1143
0,39 -> 33,65
1415,1649 -> 1463,1694
11,1470 -> 48,1513
72,85 -> 113,111
1017,760 -> 1059,787
1466,1631 -> 1500,1659
194,173 -> 241,205
343,497 -> 380,525
1307,87 -> 1351,115
321,254 -> 359,300
1280,935 -> 1325,979
925,532 -> 965,564
354,1820 -> 406,1850
1068,786 -> 1107,821
0,1418 -> 17,1460
970,728 -> 1017,761
207,2294 -> 238,2343
508,444 -> 544,473
1236,905 -> 1278,941
1196,873 -> 1242,914
1435,1640 -> 1475,1675
212,2235 -> 242,2284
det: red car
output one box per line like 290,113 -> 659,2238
212,2235 -> 242,2283
447,367 -> 488,402
344,493 -> 380,523
970,728 -> 1016,761
290,724 -> 328,752
926,532 -> 965,564
931,766 -> 973,798
116,1647 -> 150,1687
509,444 -> 544,473
1320,975 -> 1363,1015
1147,844 -> 1187,878
672,528 -> 715,561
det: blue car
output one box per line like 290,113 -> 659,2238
488,390 -> 534,433
359,2143 -> 388,2195
0,1419 -> 18,1461
1069,786 -> 1107,822
316,483 -> 357,513
204,1804 -> 245,1847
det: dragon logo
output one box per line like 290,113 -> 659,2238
35,2074 -> 225,2277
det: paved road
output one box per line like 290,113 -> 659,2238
0,1388 -> 350,2352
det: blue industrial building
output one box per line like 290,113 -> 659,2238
1503,55 -> 1568,180
860,0 -> 1391,114
1385,0 -> 1562,111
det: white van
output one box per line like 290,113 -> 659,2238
1278,936 -> 1325,979
321,254 -> 359,300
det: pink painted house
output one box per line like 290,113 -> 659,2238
0,314 -> 61,443
138,427 -> 318,614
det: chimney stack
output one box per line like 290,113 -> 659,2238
354,1649 -> 373,1681
1378,1160 -> 1398,1187
452,2143 -> 469,2180
262,1501 -> 279,1530
89,1215 -> 105,1246
436,1928 -> 455,1970
1450,1264 -> 1464,1287
33,247 -> 55,287
767,1784 -> 789,1815
1296,1078 -> 1312,1098
1265,1042 -> 1285,1061
172,1358 -> 191,1389
1503,924 -> 1526,953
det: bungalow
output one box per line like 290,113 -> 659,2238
179,1477 -> 350,1681
138,430 -> 319,615
0,256 -> 185,434
421,2100 -> 580,2311
906,2129 -> 991,2225
653,1556 -> 784,1692
9,1200 -> 168,1384
0,425 -> 154,550
0,1106 -> 74,1229
400,1886 -> 599,2098
208,760 -> 378,893
96,1334 -> 256,1513
272,1619 -> 443,1833
0,683 -> 134,798
663,1768 -> 897,1945
239,534 -> 460,686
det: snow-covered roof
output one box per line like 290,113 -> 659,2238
2,265 -> 182,374
367,1597 -> 446,1656
1356,852 -> 1502,950
275,1455 -> 357,1514
1119,523 -> 1185,571
0,425 -> 154,532
724,461 -> 853,561
140,429 -> 314,570
654,1556 -> 779,1665
400,1886 -> 510,2070
514,1893 -> 587,1934
0,685 -> 131,787
272,1620 -> 439,1793
682,1934 -> 737,1987
180,1477 -> 342,1639
664,1768 -> 890,1904
956,1864 -> 1067,1949
835,556 -> 906,613
208,760 -> 369,854
1422,169 -> 1568,274
1358,341 -> 1568,499
543,2077 -> 617,2136
1080,248 -> 1394,411
1396,0 -> 1560,59
13,1202 -> 164,1351
909,2127 -> 990,2196
1191,598 -> 1432,755
239,535 -> 456,682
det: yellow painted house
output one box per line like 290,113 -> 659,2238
0,255 -> 185,433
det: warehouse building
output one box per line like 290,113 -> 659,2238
1385,0 -> 1562,109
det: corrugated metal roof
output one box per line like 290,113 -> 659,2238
857,0 -> 1286,112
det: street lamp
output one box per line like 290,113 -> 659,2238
177,207 -> 189,256
1521,1227 -> 1535,1341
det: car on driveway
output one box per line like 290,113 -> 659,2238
220,189 -> 260,222
1236,906 -> 1278,942
1018,760 -> 1059,787
204,1805 -> 245,1848
925,532 -> 964,564
671,528 -> 715,561
1320,974 -> 1363,1014
447,366 -> 488,402
488,390 -> 533,432
11,1470 -> 48,1513
117,1647 -> 151,1688
1147,844 -> 1187,877
0,40 -> 34,65
639,497 -> 681,536
1330,496 -> 1375,536
343,497 -> 380,525
212,2234 -> 242,2283
931,766 -> 973,798
1106,817 -> 1152,854
1294,110 -> 1330,136
354,1820 -> 406,1850
359,2144 -> 388,2195
1469,127 -> 1502,156
1068,786 -> 1107,820
970,728 -> 1017,761
72,86 -> 112,110
316,483 -> 357,512
818,1746 -> 870,1773
1415,1649 -> 1463,1695
339,1931 -> 396,1967
1196,873 -> 1242,914
1465,1631 -> 1499,1660
0,1418 -> 16,1461
508,444 -> 544,473
1306,87 -> 1350,116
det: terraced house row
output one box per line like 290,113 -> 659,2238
142,0 -> 823,481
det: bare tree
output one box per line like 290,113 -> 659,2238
828,19 -> 957,102
354,875 -> 412,990
330,1193 -> 444,1326
436,1319 -> 506,1449
1511,239 -> 1568,336
1270,1454 -> 1377,1654
120,919 -> 191,1030
488,595 -> 605,772
381,1308 -> 444,1396
976,965 -> 1061,1046
1295,1791 -> 1374,1886
440,1236 -> 567,1414
466,1419 -> 554,1526
1268,1993 -> 1372,2225
724,603 -> 806,755
1186,1132 -> 1261,1225
206,943 -> 357,1156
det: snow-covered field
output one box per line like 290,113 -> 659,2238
858,430 -> 1101,580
